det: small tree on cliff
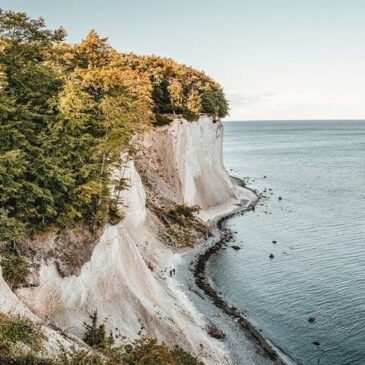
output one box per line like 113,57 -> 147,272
83,311 -> 114,351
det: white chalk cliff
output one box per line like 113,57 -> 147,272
0,116 -> 255,364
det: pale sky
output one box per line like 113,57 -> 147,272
2,0 -> 365,120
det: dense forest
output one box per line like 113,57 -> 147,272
0,10 -> 229,245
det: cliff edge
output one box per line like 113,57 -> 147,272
0,116 -> 255,364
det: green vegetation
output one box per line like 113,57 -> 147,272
119,338 -> 203,365
167,204 -> 198,222
1,253 -> 30,288
82,311 -> 113,352
0,313 -> 201,365
0,9 -> 228,246
56,338 -> 202,365
149,204 -> 207,247
115,53 -> 229,122
56,349 -> 104,365
0,313 -> 45,363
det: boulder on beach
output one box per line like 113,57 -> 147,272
207,324 -> 225,340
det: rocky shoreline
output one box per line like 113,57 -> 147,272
193,178 -> 292,365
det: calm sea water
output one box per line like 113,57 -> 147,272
208,121 -> 365,365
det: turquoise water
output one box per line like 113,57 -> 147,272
208,121 -> 365,365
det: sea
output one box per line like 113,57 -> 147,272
207,120 -> 365,365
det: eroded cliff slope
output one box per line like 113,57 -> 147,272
0,116 -> 254,364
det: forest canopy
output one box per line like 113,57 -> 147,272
0,10 -> 228,243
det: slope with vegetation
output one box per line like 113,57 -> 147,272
0,9 -> 230,364
0,312 -> 202,365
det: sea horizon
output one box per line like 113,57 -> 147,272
224,119 -> 365,123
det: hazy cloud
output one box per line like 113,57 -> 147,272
225,92 -> 363,121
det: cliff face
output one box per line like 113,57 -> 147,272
141,116 -> 234,209
0,116 -> 248,364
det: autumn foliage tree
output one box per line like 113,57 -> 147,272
115,53 -> 229,121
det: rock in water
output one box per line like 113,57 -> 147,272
231,245 -> 241,250
308,316 -> 316,323
269,253 -> 275,259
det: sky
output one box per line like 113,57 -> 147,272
1,0 -> 365,121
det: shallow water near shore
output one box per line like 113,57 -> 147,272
208,120 -> 365,365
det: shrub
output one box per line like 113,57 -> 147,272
55,348 -> 104,365
153,113 -> 173,126
171,345 -> 203,365
0,354 -> 54,365
108,199 -> 123,225
1,254 -> 30,288
0,314 -> 44,360
119,337 -> 203,365
119,338 -> 178,365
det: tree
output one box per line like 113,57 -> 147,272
202,87 -> 229,119
83,311 -> 112,351
56,34 -> 151,225
184,89 -> 201,121
0,10 -> 68,232
167,78 -> 184,115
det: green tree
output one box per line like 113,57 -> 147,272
83,311 -> 112,351
0,10 -> 68,233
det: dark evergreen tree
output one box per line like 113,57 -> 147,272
83,311 -> 112,351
